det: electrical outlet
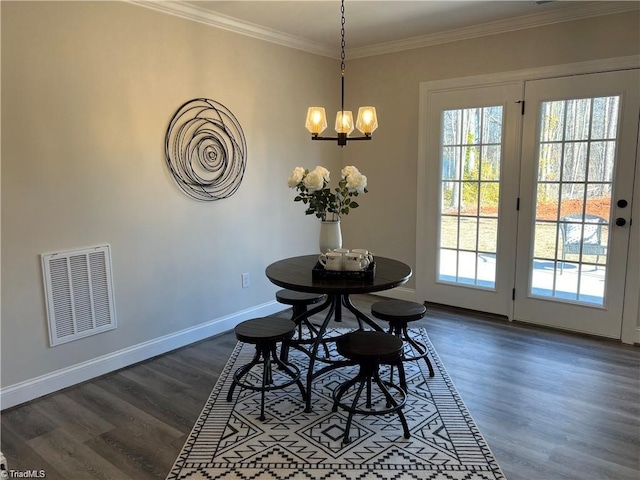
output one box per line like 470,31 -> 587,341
241,272 -> 250,288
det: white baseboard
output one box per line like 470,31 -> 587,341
0,301 -> 289,410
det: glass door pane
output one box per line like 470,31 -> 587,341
439,106 -> 502,288
530,96 -> 618,305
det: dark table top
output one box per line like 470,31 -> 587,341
265,255 -> 411,295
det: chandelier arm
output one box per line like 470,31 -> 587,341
311,136 -> 371,140
341,135 -> 372,140
311,135 -> 371,142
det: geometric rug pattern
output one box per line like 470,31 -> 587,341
167,328 -> 506,480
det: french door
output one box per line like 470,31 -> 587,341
419,69 -> 639,339
514,70 -> 639,337
420,82 -> 522,317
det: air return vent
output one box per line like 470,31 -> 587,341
41,245 -> 117,346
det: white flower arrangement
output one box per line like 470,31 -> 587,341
288,165 -> 368,221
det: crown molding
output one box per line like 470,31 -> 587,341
128,0 -> 336,58
350,2 -> 640,59
129,1 -> 639,60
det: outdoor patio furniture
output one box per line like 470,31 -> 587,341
559,214 -> 608,273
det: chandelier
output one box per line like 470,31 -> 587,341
305,0 -> 378,147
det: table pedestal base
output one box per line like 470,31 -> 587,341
285,293 -> 383,413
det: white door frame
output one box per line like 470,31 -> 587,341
416,55 -> 640,344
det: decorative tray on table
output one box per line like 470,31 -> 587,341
312,261 -> 376,281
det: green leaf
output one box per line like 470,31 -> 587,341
350,202 -> 359,208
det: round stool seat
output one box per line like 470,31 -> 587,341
371,300 -> 426,322
276,289 -> 325,306
234,317 -> 296,344
337,331 -> 403,363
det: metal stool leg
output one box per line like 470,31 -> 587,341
227,347 -> 262,402
373,368 -> 410,439
260,347 -> 270,421
271,348 -> 307,402
343,375 -> 367,444
400,323 -> 435,377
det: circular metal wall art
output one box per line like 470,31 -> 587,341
165,98 -> 247,201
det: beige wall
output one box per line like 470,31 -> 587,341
342,12 -> 640,290
1,1 -> 341,390
2,2 -> 638,401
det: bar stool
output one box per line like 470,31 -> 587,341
276,289 -> 325,322
371,300 -> 435,378
276,289 -> 326,360
332,331 -> 410,444
226,317 -> 307,421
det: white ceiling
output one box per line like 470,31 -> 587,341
133,1 -> 639,58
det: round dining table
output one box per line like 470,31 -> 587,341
265,254 -> 412,411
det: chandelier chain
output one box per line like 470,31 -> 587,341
340,0 -> 346,74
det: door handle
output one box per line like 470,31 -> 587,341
615,217 -> 626,227
617,199 -> 628,208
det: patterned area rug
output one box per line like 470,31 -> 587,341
167,328 -> 505,479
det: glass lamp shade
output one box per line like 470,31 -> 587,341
356,106 -> 378,134
306,107 -> 327,135
335,110 -> 354,135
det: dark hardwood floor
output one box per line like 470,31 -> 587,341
2,295 -> 639,479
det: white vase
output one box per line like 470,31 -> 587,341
319,220 -> 342,253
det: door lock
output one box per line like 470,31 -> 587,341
615,217 -> 627,227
